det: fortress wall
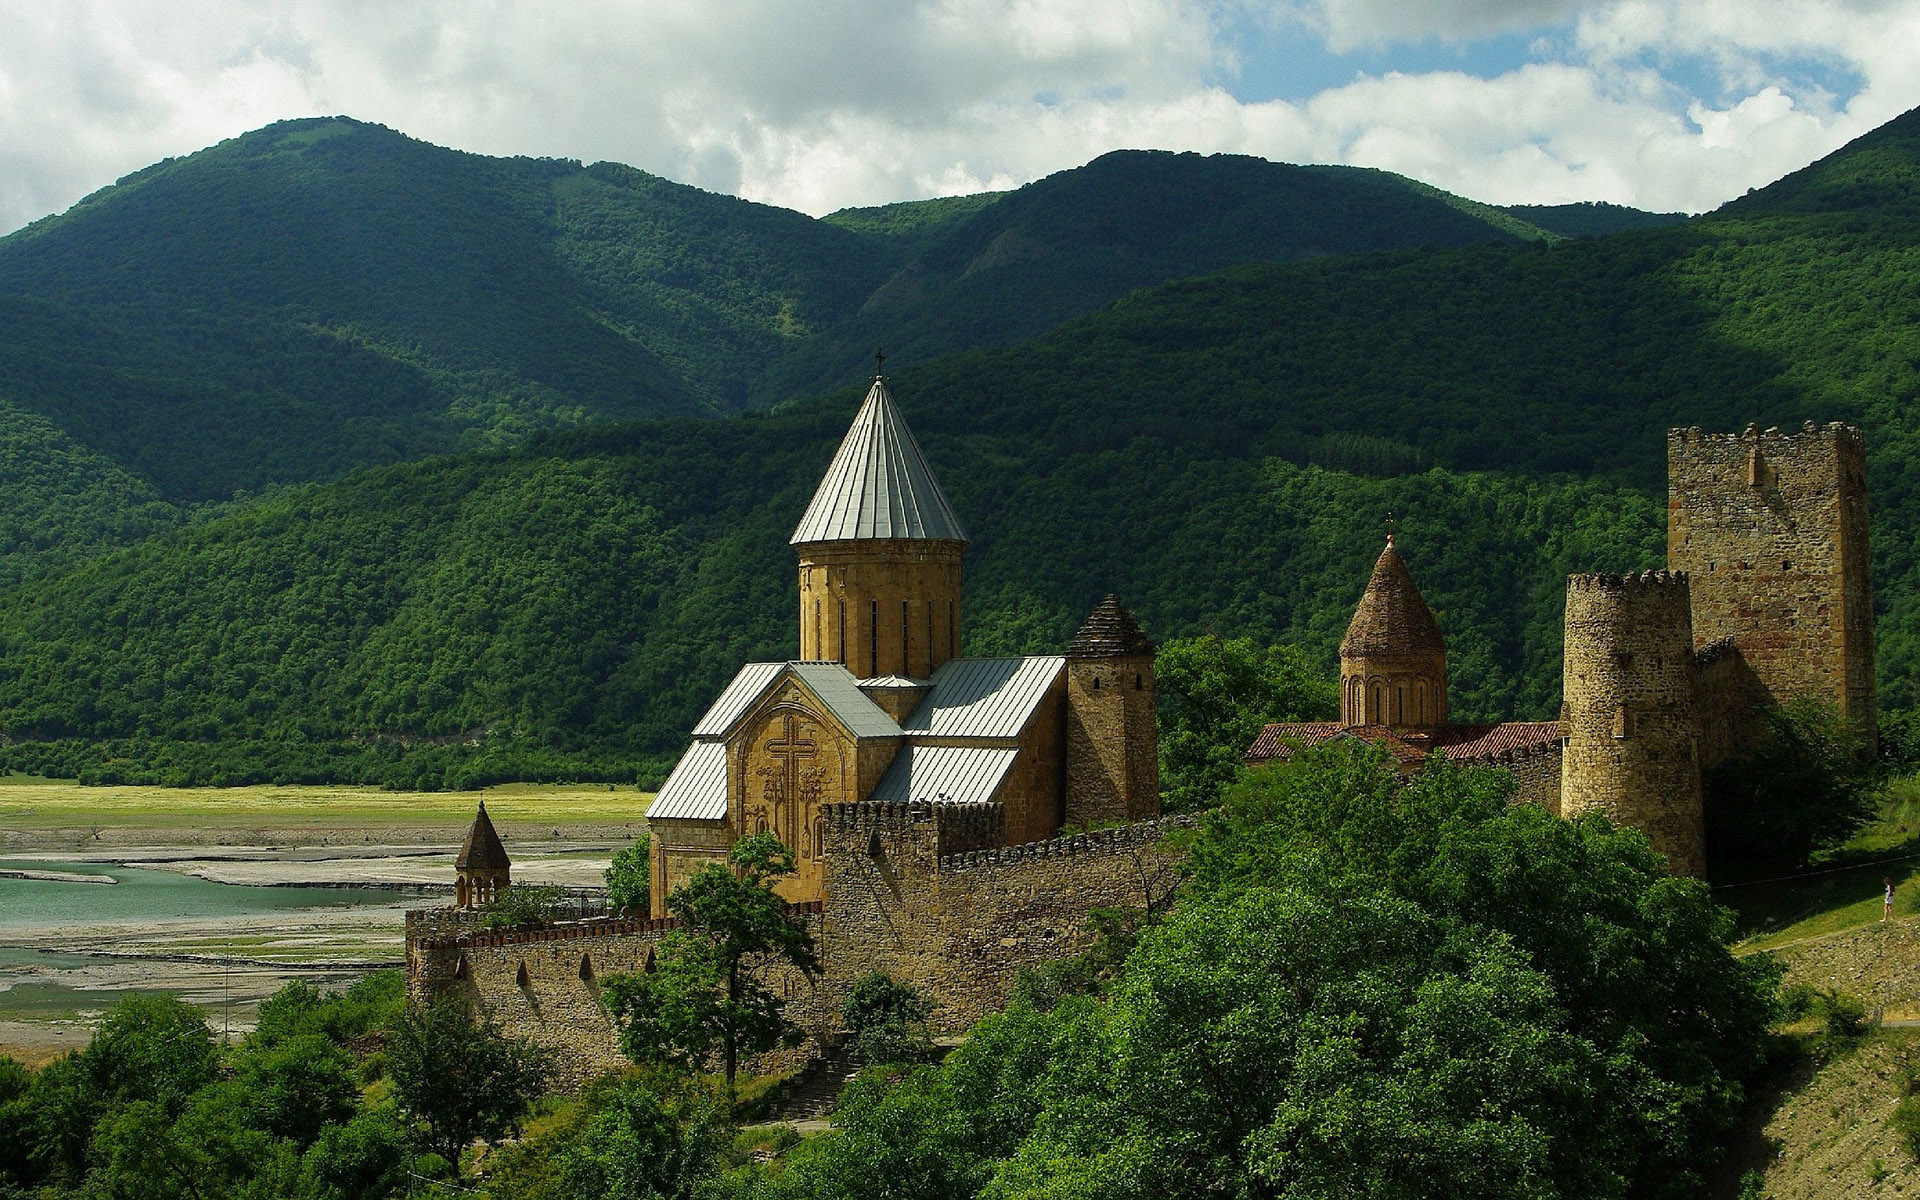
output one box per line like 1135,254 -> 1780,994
1691,638 -> 1768,771
1668,422 -> 1875,748
1496,741 -> 1564,816
1561,571 -> 1705,875
820,802 -> 1193,1031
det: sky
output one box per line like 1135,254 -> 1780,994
1,0 -> 1917,236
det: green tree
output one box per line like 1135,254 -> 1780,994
842,972 -> 934,1065
388,997 -> 553,1165
602,832 -> 819,1104
1706,695 -> 1882,871
606,833 -> 652,916
773,743 -> 1779,1200
557,1075 -> 726,1200
230,1033 -> 360,1150
482,883 -> 571,929
302,1105 -> 414,1200
1154,635 -> 1338,812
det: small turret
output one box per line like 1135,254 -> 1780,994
1064,596 -> 1159,826
455,801 -> 511,909
1339,534 -> 1447,730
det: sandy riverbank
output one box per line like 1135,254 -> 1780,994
0,779 -> 649,1064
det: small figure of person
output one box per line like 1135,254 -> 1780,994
1886,877 -> 1896,923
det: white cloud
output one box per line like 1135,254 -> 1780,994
0,0 -> 1917,236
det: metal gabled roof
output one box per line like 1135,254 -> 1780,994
790,376 -> 967,545
690,663 -> 787,738
646,740 -> 729,821
902,656 -> 1064,740
870,744 -> 1020,806
788,662 -> 904,739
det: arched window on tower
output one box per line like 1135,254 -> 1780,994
1415,680 -> 1429,725
1368,681 -> 1384,724
1394,684 -> 1406,725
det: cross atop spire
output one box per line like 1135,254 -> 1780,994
874,347 -> 886,379
1386,510 -> 1396,547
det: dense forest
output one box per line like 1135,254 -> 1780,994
0,107 -> 1915,784
0,117 -> 1544,504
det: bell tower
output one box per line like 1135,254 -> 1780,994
791,358 -> 967,680
1339,533 -> 1448,730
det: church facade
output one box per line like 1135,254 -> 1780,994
644,370 -> 1160,912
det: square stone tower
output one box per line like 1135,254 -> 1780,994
1667,422 -> 1876,751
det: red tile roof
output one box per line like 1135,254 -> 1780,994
1246,720 -> 1562,769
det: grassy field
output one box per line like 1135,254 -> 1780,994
1727,773 -> 1920,952
0,776 -> 653,832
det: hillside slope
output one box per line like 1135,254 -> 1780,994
0,108 -> 1916,768
0,122 -> 1541,507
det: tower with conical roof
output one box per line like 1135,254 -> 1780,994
454,801 -> 511,909
1339,534 -> 1448,730
1065,595 -> 1160,825
791,362 -> 967,680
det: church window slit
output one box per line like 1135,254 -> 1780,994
902,600 -> 910,675
838,601 -> 846,665
870,600 -> 879,675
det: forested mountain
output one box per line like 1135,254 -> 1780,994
0,118 -> 1538,512
0,107 -> 1915,785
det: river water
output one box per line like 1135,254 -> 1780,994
0,858 -> 402,928
0,859 -> 418,1060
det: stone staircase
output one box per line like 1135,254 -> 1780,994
767,1040 -> 867,1121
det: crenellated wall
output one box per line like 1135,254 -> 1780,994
407,800 -> 1191,1088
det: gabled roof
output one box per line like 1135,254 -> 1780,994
870,744 -> 1020,806
690,663 -> 788,737
902,656 -> 1064,739
1067,595 -> 1154,658
1341,537 -> 1445,658
647,741 -> 729,821
687,661 -> 902,741
455,802 -> 510,871
787,662 -> 905,739
790,376 -> 968,545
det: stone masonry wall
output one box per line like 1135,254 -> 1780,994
1561,571 -> 1705,875
1064,655 -> 1160,826
1667,422 -> 1876,749
796,539 -> 965,679
407,800 -> 1187,1089
1495,741 -> 1564,816
819,800 -> 1193,1032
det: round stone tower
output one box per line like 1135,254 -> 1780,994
791,366 -> 967,680
1561,570 -> 1704,875
1339,535 -> 1448,730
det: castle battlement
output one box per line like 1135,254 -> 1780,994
1567,569 -> 1690,592
1669,420 -> 1864,452
937,813 -> 1198,872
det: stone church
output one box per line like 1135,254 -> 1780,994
643,369 -> 1159,912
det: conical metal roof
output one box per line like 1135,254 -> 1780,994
791,376 -> 967,545
1340,537 -> 1445,658
455,801 -> 510,872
